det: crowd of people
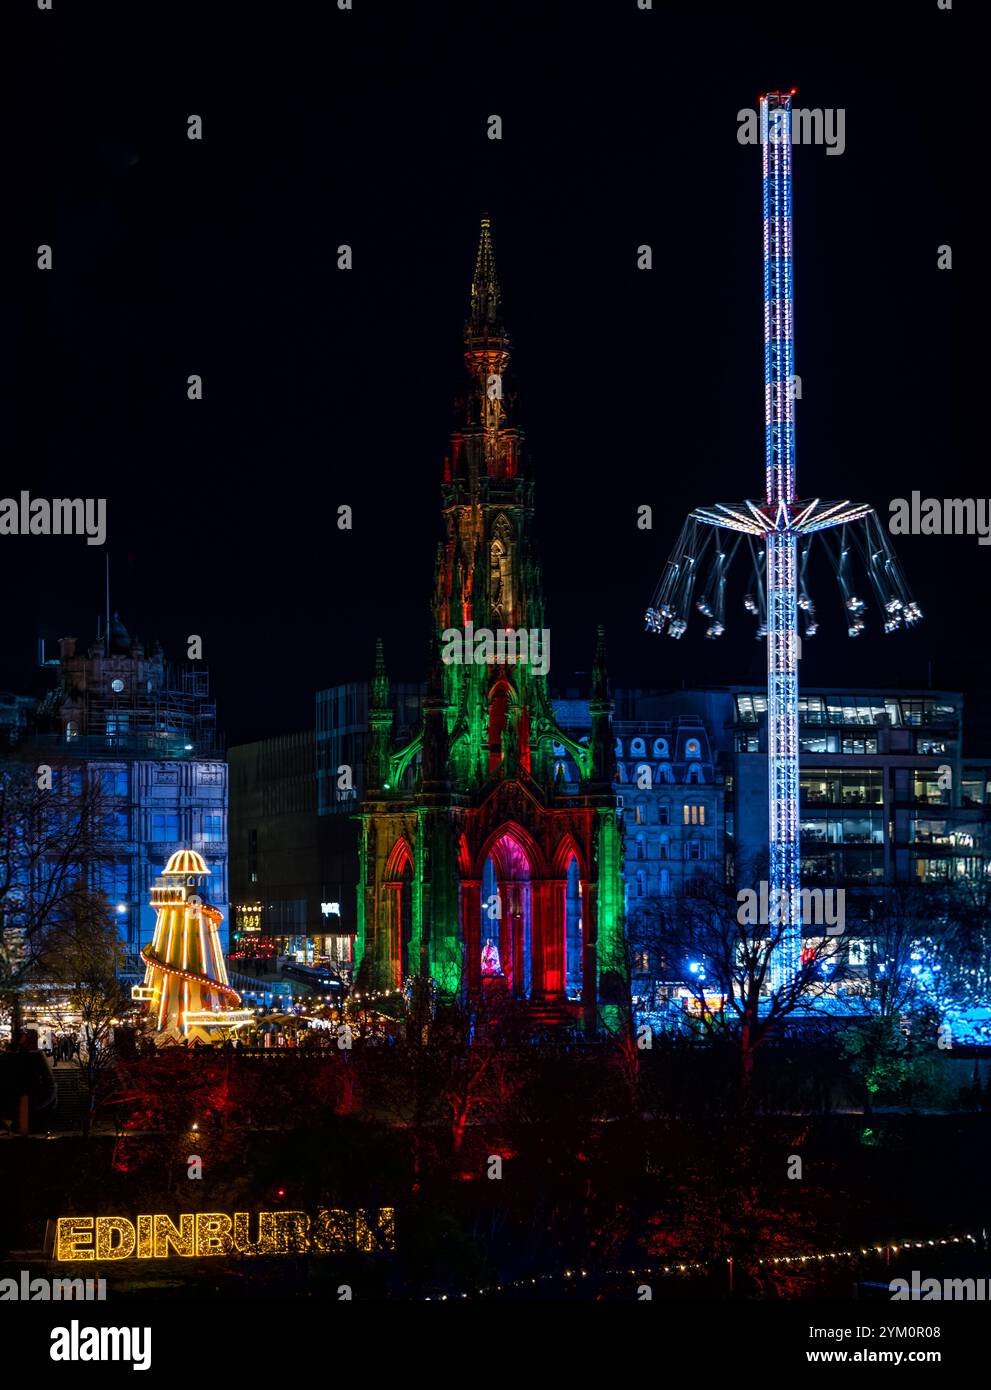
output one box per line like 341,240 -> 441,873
14,1024 -> 113,1064
0,1027 -> 58,1131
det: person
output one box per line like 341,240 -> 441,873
4,1030 -> 58,1127
481,936 -> 502,976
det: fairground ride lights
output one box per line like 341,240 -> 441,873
52,1209 -> 396,1261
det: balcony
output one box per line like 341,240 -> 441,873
26,732 -> 222,760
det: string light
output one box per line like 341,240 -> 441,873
429,1233 -> 979,1299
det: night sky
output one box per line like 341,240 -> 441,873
8,1 -> 971,749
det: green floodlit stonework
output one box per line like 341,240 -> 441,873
354,220 -> 627,1033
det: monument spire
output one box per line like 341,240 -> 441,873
466,216 -> 504,340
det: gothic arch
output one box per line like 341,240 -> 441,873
473,820 -> 546,881
456,833 -> 473,878
384,836 -> 414,880
381,836 -> 415,989
488,674 -> 519,704
490,513 -> 514,621
487,677 -> 518,775
551,831 -> 588,879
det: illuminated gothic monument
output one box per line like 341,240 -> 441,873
354,221 -> 626,1031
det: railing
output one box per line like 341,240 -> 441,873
227,971 -> 294,996
737,709 -> 958,730
802,794 -> 883,807
23,733 -> 223,759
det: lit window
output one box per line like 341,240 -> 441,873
151,813 -> 180,842
98,767 -> 129,798
848,939 -> 867,966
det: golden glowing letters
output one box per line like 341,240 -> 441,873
54,1209 -> 396,1261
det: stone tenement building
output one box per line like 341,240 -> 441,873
27,613 -> 226,974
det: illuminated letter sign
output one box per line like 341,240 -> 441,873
54,1210 -> 396,1261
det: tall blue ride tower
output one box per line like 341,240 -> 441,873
763,90 -> 805,988
647,91 -> 921,992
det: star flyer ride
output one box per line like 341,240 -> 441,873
646,91 -> 920,992
132,849 -> 253,1042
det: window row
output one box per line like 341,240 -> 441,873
616,737 -> 703,759
626,801 -> 709,826
616,762 -> 708,787
91,812 -> 227,842
633,834 -> 711,861
631,869 -> 712,898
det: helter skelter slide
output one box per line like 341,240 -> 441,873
645,91 -> 921,991
132,849 -> 254,1042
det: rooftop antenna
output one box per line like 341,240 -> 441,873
105,555 -> 111,654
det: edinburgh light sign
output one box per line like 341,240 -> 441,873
52,1209 -> 395,1262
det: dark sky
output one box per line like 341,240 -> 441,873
7,0 -> 974,748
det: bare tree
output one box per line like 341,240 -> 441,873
0,756 -> 113,1040
938,879 -> 991,1017
47,889 -> 132,1136
842,884 -> 956,1020
630,866 -> 844,1107
837,884 -> 970,1111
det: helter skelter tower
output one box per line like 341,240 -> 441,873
132,850 -> 253,1042
647,92 -> 921,991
